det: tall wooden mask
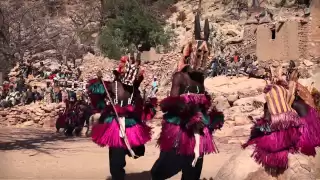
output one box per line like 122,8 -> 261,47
191,13 -> 210,71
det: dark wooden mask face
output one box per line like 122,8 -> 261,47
191,40 -> 209,70
192,14 -> 210,71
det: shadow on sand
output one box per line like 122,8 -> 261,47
105,171 -> 215,180
106,171 -> 151,180
0,127 -> 89,155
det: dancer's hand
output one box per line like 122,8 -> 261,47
192,149 -> 200,167
119,117 -> 126,138
192,132 -> 200,167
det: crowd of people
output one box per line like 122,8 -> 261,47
207,51 -> 259,78
20,61 -> 82,81
0,60 -> 83,108
0,77 -> 70,108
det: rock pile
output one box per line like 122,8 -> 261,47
0,103 -> 65,128
205,76 -> 267,143
79,53 -> 118,81
140,52 -> 180,97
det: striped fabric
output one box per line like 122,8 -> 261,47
265,85 -> 295,115
122,61 -> 139,86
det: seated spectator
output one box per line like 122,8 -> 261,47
11,88 -> 21,106
15,75 -> 25,93
25,86 -> 34,105
209,57 -> 220,77
245,55 -> 258,77
218,55 -> 227,75
33,86 -> 41,102
0,87 -> 20,108
53,85 -> 62,103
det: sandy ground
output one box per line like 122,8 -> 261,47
0,127 -> 240,180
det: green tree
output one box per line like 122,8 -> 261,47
99,0 -> 174,59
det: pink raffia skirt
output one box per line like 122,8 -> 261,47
250,127 -> 301,169
243,112 -> 302,170
157,93 -> 223,156
91,120 -> 152,148
297,107 -> 320,156
157,122 -> 217,156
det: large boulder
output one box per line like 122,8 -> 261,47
213,96 -> 231,112
214,149 -> 319,180
214,149 -> 260,180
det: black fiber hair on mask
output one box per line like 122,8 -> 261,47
203,18 -> 210,41
194,13 -> 201,40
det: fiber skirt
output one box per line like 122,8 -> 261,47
157,122 -> 216,156
243,115 -> 302,170
157,93 -> 223,156
91,118 -> 152,148
249,127 -> 301,169
297,107 -> 320,156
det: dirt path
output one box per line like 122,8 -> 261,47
0,127 -> 240,180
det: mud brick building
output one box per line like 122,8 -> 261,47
256,20 -> 305,61
242,0 -> 320,62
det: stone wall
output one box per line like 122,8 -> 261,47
256,21 -> 302,61
253,1 -> 320,62
241,24 -> 258,56
0,103 -> 65,128
298,22 -> 309,60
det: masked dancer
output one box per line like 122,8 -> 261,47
286,70 -> 320,156
88,52 -> 157,180
151,14 -> 224,180
242,66 -> 319,174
